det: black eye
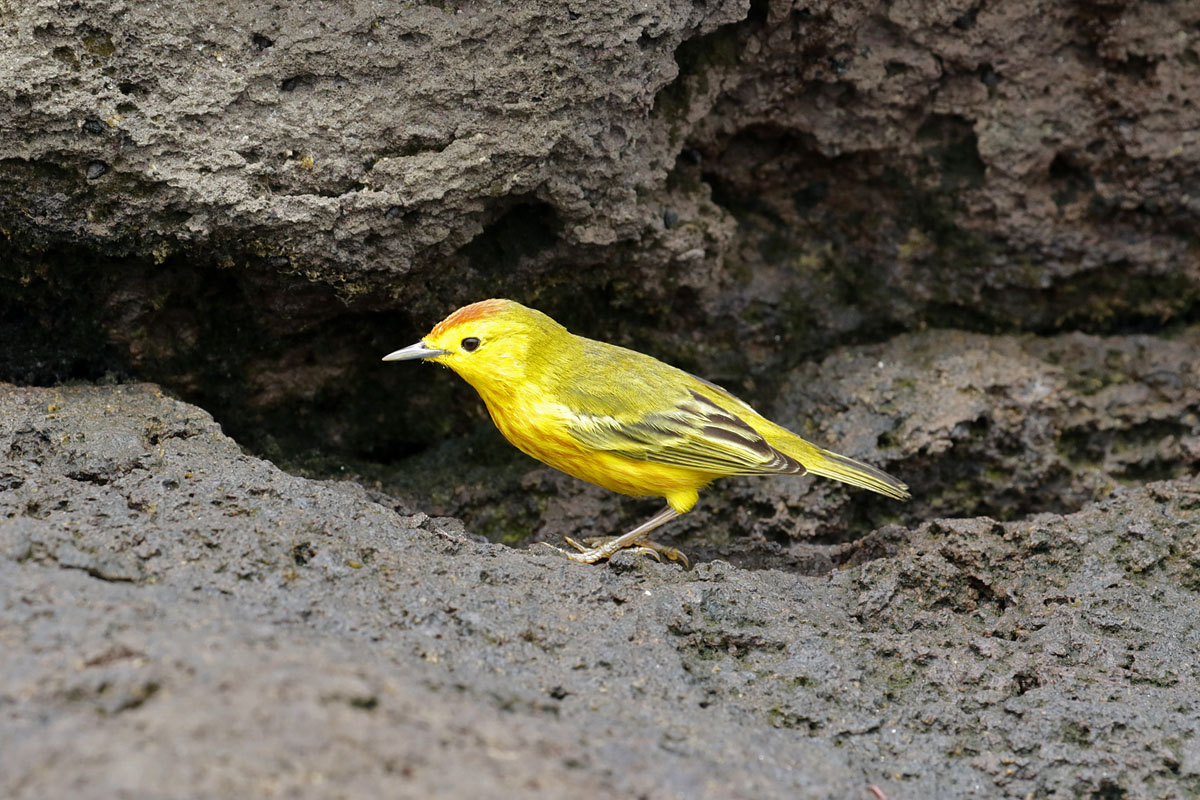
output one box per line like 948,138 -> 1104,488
461,337 -> 481,352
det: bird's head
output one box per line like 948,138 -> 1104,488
383,298 -> 565,391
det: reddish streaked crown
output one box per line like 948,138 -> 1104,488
430,298 -> 512,337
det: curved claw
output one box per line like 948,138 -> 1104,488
647,542 -> 689,568
537,541 -> 574,559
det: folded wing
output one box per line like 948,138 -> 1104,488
564,388 -> 805,476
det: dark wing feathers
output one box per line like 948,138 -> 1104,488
565,388 -> 805,476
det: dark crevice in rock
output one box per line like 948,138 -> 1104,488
457,197 -> 563,280
698,121 -> 1200,355
652,9 -> 753,139
0,240 -> 426,463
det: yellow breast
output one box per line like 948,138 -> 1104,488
478,389 -> 711,511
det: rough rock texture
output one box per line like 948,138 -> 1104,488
2,1 -> 1199,796
3,0 -> 1198,455
765,327 -> 1200,533
0,0 -> 735,278
3,383 -> 1198,798
692,0 -> 1200,345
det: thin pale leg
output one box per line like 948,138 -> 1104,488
567,536 -> 690,567
561,506 -> 683,564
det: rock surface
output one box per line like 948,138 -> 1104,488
3,1 -> 1199,796
3,383 -> 1198,798
3,0 -> 1198,456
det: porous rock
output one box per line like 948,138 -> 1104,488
2,383 -> 1197,798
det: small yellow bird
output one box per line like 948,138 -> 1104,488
384,299 -> 908,565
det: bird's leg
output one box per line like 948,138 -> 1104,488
566,536 -> 690,567
561,506 -> 683,565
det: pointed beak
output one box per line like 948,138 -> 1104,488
381,341 -> 449,361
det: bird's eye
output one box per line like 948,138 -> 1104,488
461,337 -> 481,352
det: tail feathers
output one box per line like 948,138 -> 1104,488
806,448 -> 910,500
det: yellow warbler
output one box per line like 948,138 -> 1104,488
384,299 -> 908,565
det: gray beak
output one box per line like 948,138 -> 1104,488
381,341 -> 450,361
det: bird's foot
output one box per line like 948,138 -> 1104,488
563,536 -> 689,568
538,540 -> 644,563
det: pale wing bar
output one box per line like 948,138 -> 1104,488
567,390 -> 805,475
